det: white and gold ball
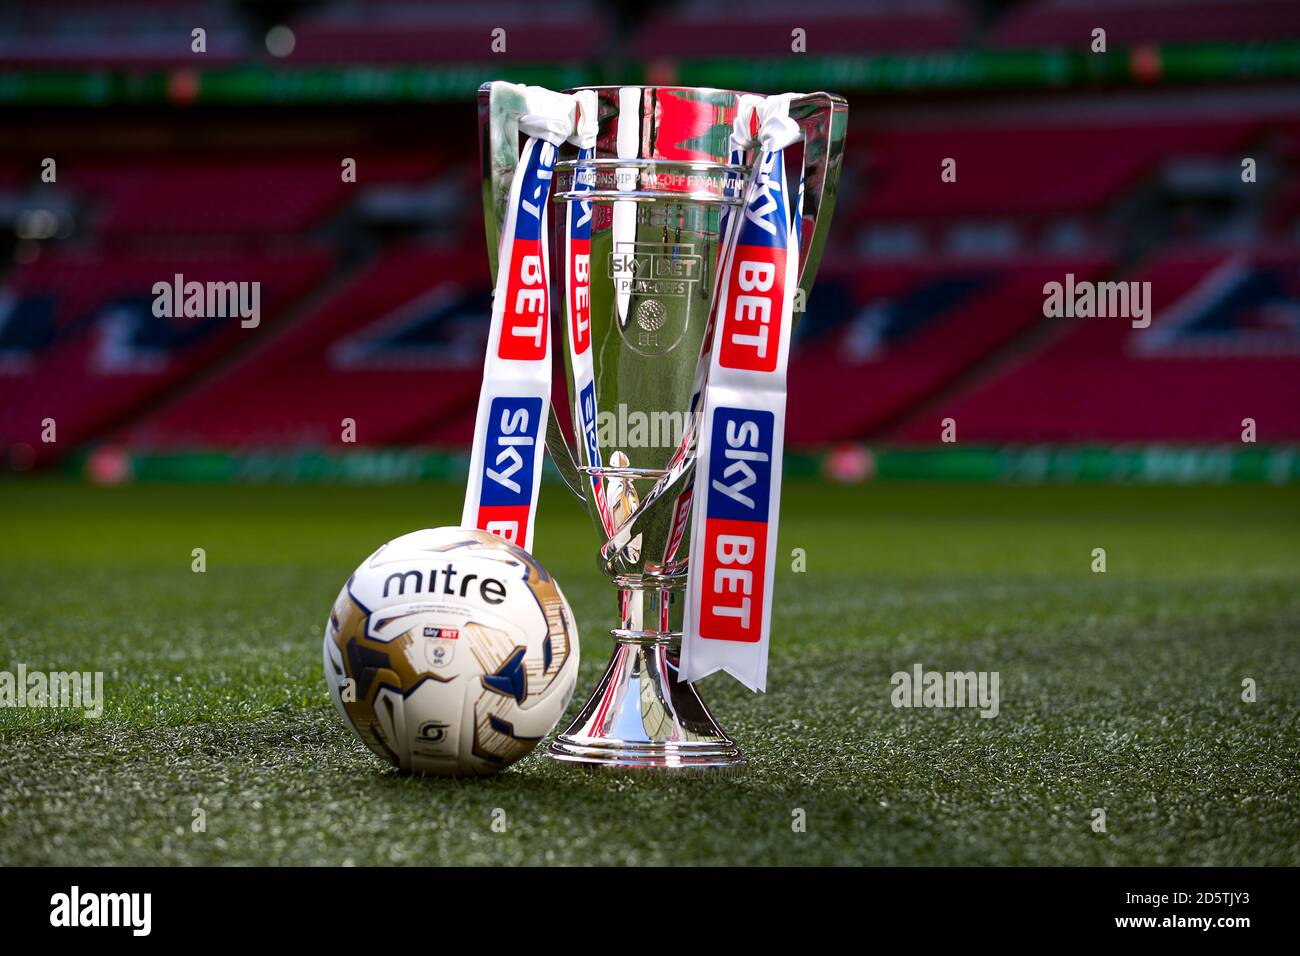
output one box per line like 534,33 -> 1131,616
323,527 -> 579,775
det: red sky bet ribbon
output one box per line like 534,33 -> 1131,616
463,85 -> 584,550
681,97 -> 804,692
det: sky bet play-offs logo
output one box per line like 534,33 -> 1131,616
698,407 -> 774,643
497,141 -> 554,362
477,396 -> 542,545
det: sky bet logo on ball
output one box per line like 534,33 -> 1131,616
497,141 -> 554,362
698,406 -> 774,643
718,148 -> 788,373
478,396 -> 542,544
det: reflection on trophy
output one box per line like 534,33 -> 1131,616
478,83 -> 846,770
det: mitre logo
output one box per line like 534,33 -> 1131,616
381,563 -> 507,606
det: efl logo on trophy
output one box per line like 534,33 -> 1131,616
473,81 -> 847,769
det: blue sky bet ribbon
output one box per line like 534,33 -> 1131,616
463,85 -> 582,551
682,97 -> 804,692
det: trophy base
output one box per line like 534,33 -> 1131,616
547,635 -> 746,772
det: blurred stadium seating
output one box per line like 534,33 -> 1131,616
0,0 -> 246,66
121,244 -> 488,449
65,154 -> 445,237
790,254 -> 1115,441
1,0 -> 1298,474
0,249 -> 332,461
291,1 -> 609,64
632,0 -> 965,57
892,246 -> 1300,442
991,0 -> 1300,48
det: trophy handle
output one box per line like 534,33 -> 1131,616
476,81 -> 587,504
786,92 -> 849,327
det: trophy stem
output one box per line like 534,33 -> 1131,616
547,581 -> 746,771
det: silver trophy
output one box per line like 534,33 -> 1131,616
478,83 -> 846,769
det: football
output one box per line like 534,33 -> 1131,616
323,527 -> 579,776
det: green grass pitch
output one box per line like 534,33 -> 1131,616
1,477 -> 1297,865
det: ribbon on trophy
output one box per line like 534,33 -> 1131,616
463,84 -> 595,551
560,93 -> 611,537
681,95 -> 805,692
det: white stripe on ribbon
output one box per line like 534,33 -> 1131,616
463,83 -> 581,551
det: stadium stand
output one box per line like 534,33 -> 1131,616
7,100 -> 1299,456
289,0 -> 609,64
853,121 -> 1257,220
992,0 -> 1300,48
632,0 -> 964,57
0,249 -> 332,461
68,162 -> 355,238
890,246 -> 1300,442
788,255 -> 1114,442
65,154 -> 444,238
119,245 -> 488,449
0,0 -> 245,66
2,0 -> 1298,467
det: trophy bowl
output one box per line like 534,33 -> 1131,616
478,83 -> 846,770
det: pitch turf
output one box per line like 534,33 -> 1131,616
1,477 -> 1297,866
